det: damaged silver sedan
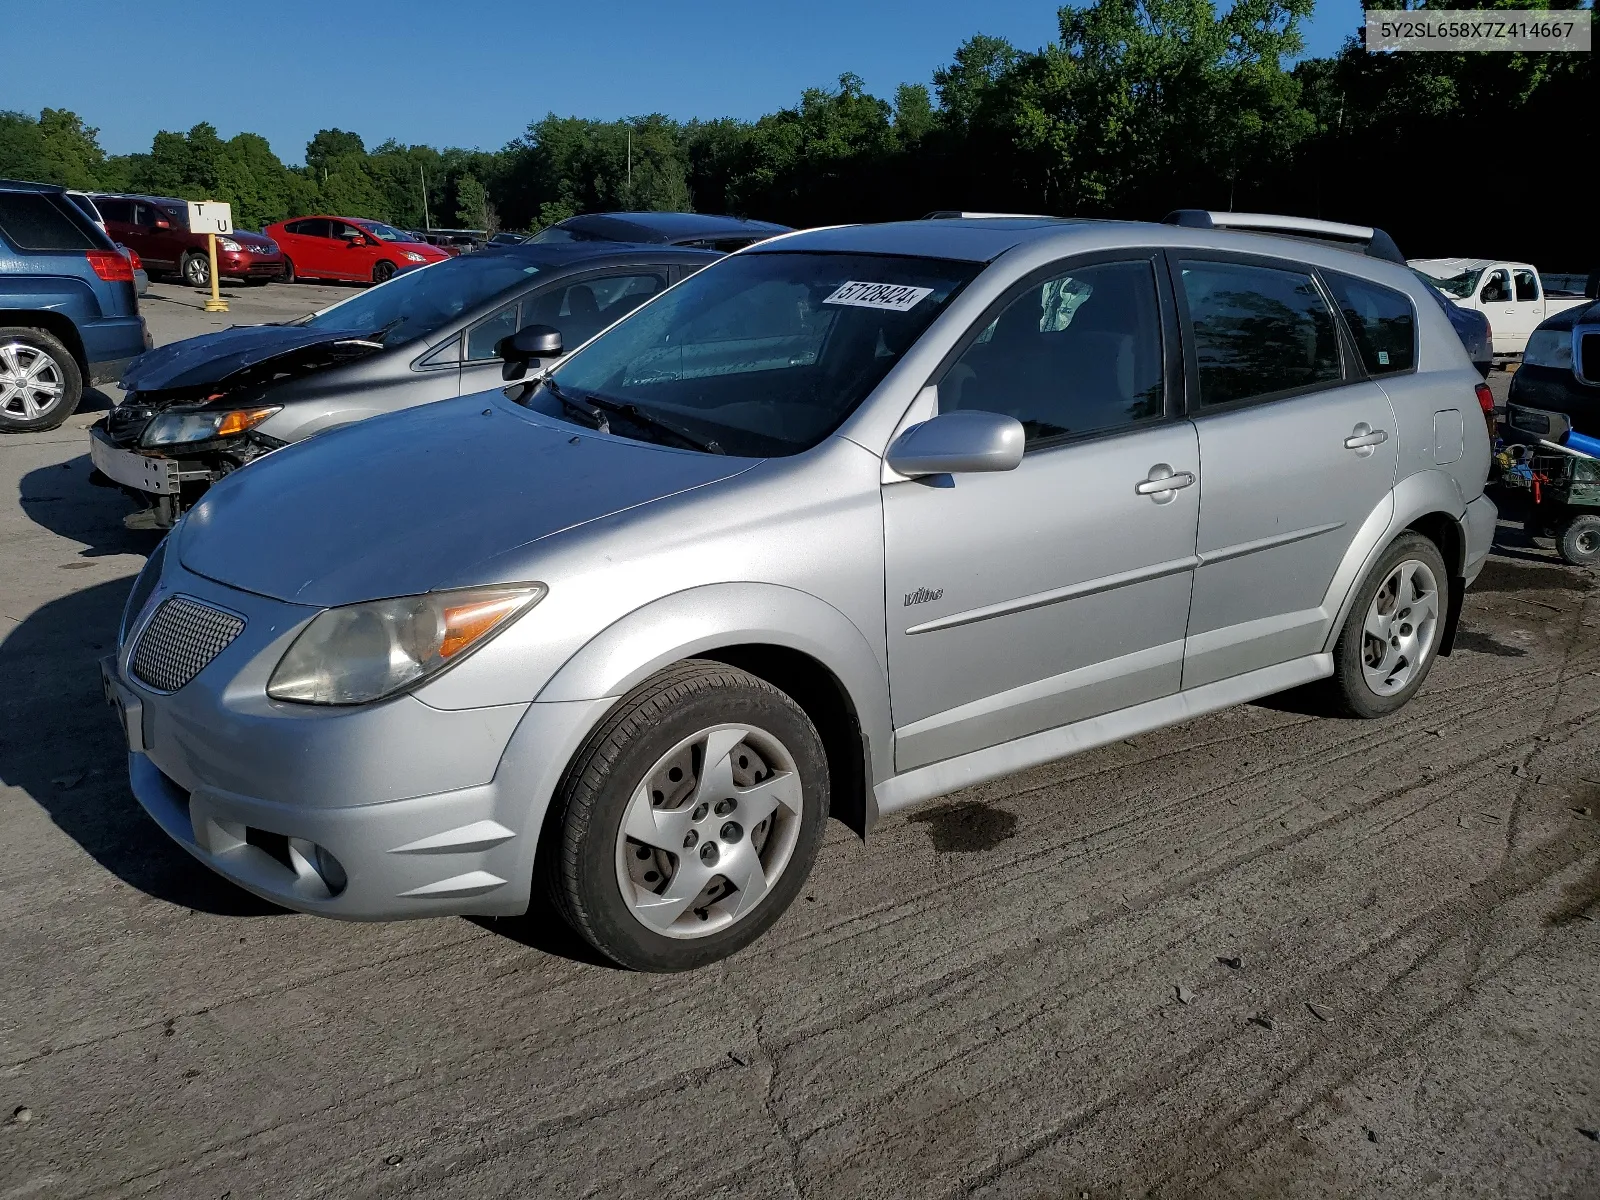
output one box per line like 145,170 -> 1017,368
89,243 -> 716,525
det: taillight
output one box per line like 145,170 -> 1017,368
1475,382 -> 1495,414
124,247 -> 142,270
86,250 -> 135,282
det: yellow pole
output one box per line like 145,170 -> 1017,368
204,228 -> 227,313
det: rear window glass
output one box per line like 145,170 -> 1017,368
1323,272 -> 1417,375
0,192 -> 101,251
1178,260 -> 1342,407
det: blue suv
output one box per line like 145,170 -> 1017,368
1,178 -> 149,432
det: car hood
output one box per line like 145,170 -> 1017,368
232,231 -> 278,250
121,325 -> 380,392
177,394 -> 757,606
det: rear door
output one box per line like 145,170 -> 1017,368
96,198 -> 141,257
1507,268 -> 1546,353
287,218 -> 335,277
1175,254 -> 1399,688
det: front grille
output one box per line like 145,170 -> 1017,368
1580,331 -> 1600,387
130,595 -> 245,692
245,263 -> 283,275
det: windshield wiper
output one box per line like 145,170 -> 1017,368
583,392 -> 725,455
544,378 -> 610,433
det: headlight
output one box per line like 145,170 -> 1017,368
267,585 -> 546,705
218,238 -> 243,252
1523,329 -> 1573,370
261,239 -> 279,254
402,251 -> 425,263
139,406 -> 280,446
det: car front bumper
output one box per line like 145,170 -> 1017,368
101,559 -> 611,919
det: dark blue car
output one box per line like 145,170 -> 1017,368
1,178 -> 149,432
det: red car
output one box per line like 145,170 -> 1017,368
94,193 -> 286,286
265,216 -> 450,284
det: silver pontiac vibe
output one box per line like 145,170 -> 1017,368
103,214 -> 1496,971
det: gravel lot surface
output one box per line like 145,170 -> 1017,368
1,288 -> 1595,1198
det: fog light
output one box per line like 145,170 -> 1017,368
313,844 -> 348,895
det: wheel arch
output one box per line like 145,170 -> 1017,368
0,312 -> 88,375
534,582 -> 894,837
1320,470 -> 1471,658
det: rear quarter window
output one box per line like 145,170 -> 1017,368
0,192 -> 101,251
1323,272 -> 1417,375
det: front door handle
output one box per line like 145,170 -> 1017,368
1344,424 -> 1389,452
1135,463 -> 1196,501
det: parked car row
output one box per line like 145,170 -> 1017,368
97,206 -> 1497,974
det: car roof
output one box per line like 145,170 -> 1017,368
747,217 -> 1091,262
0,178 -> 65,193
90,191 -> 186,206
1409,257 -> 1511,275
559,211 -> 792,242
475,242 -> 722,271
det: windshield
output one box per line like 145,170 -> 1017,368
531,251 -> 980,456
355,220 -> 411,242
1423,268 -> 1483,299
296,254 -> 540,344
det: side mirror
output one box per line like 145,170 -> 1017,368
153,218 -> 170,230
497,324 -> 564,380
885,409 -> 1025,477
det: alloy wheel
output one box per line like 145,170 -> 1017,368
614,723 -> 804,939
184,254 -> 209,287
0,343 -> 67,421
1361,558 -> 1440,696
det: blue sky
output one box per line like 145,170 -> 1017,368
0,0 -> 1364,163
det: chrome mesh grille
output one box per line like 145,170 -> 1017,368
130,596 -> 245,692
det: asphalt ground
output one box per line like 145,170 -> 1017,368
1,288 -> 1596,1199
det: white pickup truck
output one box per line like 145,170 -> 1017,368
1408,258 -> 1593,359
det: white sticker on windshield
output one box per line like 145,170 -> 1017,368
823,281 -> 934,312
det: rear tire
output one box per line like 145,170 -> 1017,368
1324,532 -> 1449,718
542,660 -> 829,972
181,251 -> 210,288
372,260 -> 395,284
0,327 -> 83,433
1556,514 -> 1600,567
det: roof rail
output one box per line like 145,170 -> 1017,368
921,210 -> 1059,220
1162,210 -> 1405,265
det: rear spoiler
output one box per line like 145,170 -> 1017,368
1162,210 -> 1406,265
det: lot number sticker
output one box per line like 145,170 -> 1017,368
823,281 -> 934,311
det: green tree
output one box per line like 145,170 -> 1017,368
0,108 -> 109,188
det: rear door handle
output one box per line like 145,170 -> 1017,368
1344,426 -> 1389,450
1135,465 -> 1196,498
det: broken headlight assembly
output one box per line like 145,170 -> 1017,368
267,585 -> 547,705
139,406 -> 281,447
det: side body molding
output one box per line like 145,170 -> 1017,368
534,581 -> 896,787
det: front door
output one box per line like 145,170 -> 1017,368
1477,267 -> 1520,355
883,254 -> 1200,772
1173,255 -> 1399,688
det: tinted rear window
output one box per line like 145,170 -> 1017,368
1178,259 -> 1342,407
1323,272 -> 1416,375
0,192 -> 102,251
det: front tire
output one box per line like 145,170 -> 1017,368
0,327 -> 83,432
181,251 -> 210,288
372,260 -> 395,284
1325,532 -> 1449,718
544,660 -> 829,971
281,257 -> 296,283
1556,514 -> 1600,567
